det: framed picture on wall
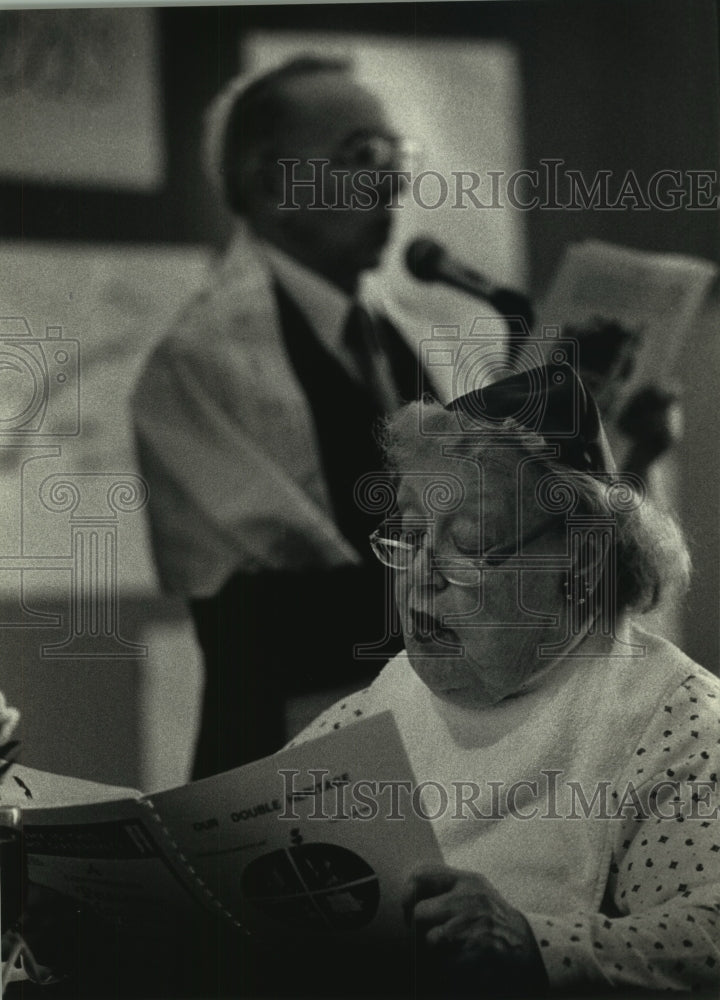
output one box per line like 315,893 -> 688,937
0,7 -> 165,190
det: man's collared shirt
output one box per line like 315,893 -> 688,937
259,241 -> 370,385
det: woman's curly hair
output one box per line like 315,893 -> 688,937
381,399 -> 691,615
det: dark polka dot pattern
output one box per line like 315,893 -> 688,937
283,689 -> 370,749
527,673 -> 720,990
286,674 -> 719,991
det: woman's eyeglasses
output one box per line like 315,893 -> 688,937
368,521 -> 557,588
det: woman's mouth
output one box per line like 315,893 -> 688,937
407,610 -> 458,646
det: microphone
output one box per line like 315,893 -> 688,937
405,237 -> 534,331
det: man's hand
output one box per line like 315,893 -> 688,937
402,865 -> 548,996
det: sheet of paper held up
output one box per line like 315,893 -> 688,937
536,238 -> 719,397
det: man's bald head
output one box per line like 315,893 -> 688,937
221,56 -> 352,215
216,56 -> 404,293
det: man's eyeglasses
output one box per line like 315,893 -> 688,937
330,133 -> 419,173
368,521 -> 557,588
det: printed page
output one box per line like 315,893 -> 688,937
149,711 -> 443,944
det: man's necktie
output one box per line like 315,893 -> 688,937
343,302 -> 401,414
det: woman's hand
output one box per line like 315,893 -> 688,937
402,865 -> 548,995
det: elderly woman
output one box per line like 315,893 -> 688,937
289,364 -> 719,994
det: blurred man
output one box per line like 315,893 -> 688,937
132,57 -> 435,776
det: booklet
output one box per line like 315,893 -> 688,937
0,712 -> 441,944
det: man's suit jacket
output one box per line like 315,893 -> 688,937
132,226 -> 486,602
133,229 -> 387,599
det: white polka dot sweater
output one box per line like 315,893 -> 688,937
287,623 -> 720,991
